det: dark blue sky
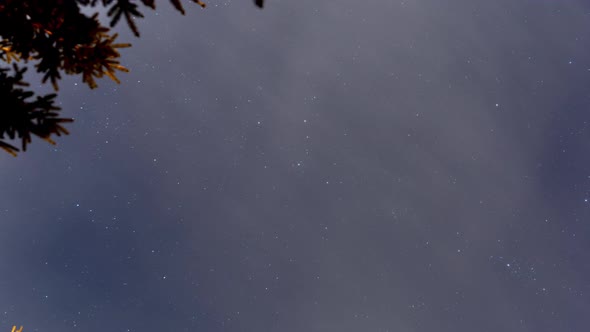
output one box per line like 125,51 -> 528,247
2,1 -> 590,331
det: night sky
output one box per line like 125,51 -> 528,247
2,1 -> 590,331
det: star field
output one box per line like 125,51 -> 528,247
1,1 -> 590,331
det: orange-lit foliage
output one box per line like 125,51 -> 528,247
0,0 -> 211,156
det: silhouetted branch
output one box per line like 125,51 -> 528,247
0,64 -> 73,156
0,0 -> 262,156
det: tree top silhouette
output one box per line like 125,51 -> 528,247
0,0 -> 264,156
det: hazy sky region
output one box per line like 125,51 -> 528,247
2,1 -> 590,331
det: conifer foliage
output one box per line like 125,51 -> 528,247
0,0 -> 263,156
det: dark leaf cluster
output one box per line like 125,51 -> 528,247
0,0 -> 263,156
0,64 -> 72,156
77,0 -> 208,37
